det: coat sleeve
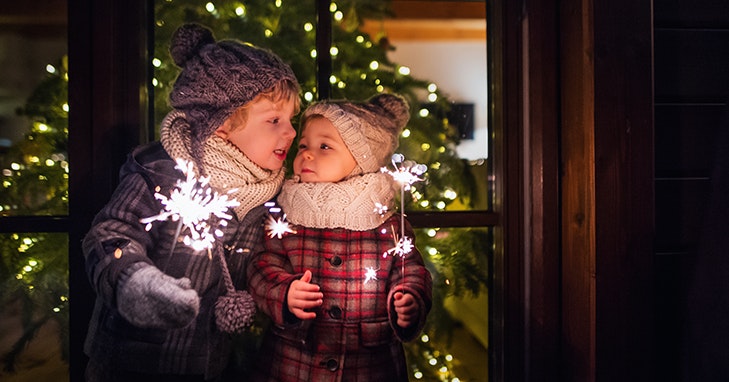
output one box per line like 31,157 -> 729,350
387,217 -> 433,342
82,172 -> 159,307
246,231 -> 302,326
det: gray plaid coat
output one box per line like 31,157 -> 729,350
82,141 -> 266,379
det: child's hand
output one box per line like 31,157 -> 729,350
393,291 -> 417,328
287,270 -> 323,320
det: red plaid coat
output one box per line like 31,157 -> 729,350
247,214 -> 432,382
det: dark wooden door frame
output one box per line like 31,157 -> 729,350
492,0 -> 654,381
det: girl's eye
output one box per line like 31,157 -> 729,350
320,143 -> 330,150
298,143 -> 307,149
271,118 -> 280,124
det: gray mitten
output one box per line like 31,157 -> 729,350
117,263 -> 200,329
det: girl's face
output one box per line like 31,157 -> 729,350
215,97 -> 297,171
293,116 -> 357,183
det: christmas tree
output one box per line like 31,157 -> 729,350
0,57 -> 69,374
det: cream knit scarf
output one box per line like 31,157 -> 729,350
160,111 -> 285,219
277,172 -> 396,231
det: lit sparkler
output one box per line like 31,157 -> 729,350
266,213 -> 297,239
380,153 -> 427,191
379,153 -> 428,284
383,234 -> 414,259
140,158 -> 240,252
364,267 -> 379,283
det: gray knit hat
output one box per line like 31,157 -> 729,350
168,23 -> 298,154
302,93 -> 410,173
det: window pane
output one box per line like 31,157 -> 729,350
0,232 -> 69,381
350,0 -> 490,212
0,6 -> 68,217
407,226 -> 490,381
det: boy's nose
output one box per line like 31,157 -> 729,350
283,123 -> 296,139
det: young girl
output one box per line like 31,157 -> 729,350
247,93 -> 433,381
82,23 -> 300,382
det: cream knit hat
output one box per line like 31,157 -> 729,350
302,93 -> 410,173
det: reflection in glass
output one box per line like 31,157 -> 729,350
0,232 -> 69,381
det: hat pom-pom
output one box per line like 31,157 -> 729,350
370,93 -> 410,129
170,23 -> 216,67
214,290 -> 257,334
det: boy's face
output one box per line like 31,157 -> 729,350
215,97 -> 297,171
293,116 -> 357,183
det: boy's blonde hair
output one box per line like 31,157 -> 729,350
227,78 -> 301,131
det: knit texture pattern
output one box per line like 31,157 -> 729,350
167,23 -> 298,163
116,263 -> 200,329
302,93 -> 410,173
277,172 -> 396,231
160,110 -> 284,219
214,245 -> 257,334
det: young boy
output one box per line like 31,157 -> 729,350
82,23 -> 300,382
247,93 -> 433,381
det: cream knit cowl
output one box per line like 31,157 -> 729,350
277,172 -> 396,231
160,110 -> 285,219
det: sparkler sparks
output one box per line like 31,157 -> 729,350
380,153 -> 426,261
364,267 -> 378,283
384,235 -> 414,258
140,158 -> 240,252
266,214 -> 297,239
380,153 -> 427,191
374,202 -> 389,215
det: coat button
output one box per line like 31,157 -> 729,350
326,358 -> 339,371
329,305 -> 342,319
330,256 -> 342,266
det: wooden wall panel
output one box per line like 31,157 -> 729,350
653,1 -> 729,380
654,0 -> 729,27
654,104 -> 724,178
654,30 -> 729,101
654,179 -> 712,252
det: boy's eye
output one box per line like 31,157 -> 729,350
298,143 -> 307,149
320,143 -> 330,150
271,118 -> 280,124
